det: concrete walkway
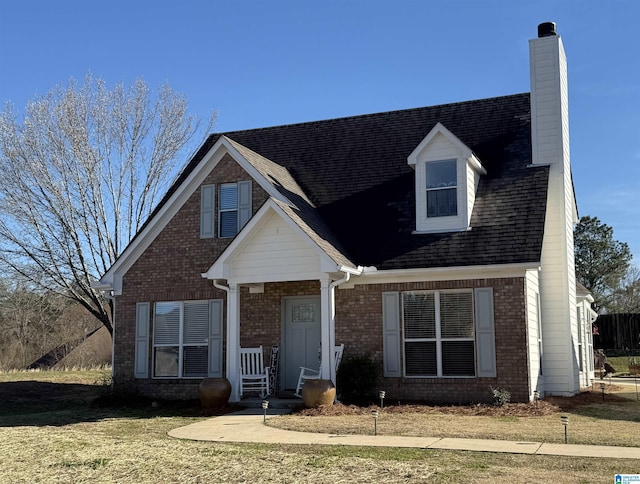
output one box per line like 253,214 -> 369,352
168,408 -> 640,460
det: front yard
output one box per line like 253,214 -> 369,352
1,369 -> 638,483
269,382 -> 640,447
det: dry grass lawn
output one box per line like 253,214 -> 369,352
269,384 -> 640,447
1,369 -> 638,483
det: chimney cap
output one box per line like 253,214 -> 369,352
538,22 -> 557,38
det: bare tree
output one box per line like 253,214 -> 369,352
0,74 -> 214,334
611,265 -> 640,313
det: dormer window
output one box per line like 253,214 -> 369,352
408,123 -> 486,233
426,159 -> 457,218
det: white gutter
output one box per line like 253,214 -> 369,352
213,279 -> 229,294
326,269 -> 361,383
212,278 -> 231,380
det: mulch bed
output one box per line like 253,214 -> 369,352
295,387 -> 629,418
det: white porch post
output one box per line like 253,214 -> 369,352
319,275 -> 333,382
227,283 -> 241,402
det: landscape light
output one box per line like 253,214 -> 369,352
371,409 -> 379,435
561,415 -> 569,444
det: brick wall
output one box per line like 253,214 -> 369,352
333,278 -> 530,403
113,152 -> 530,403
113,154 -> 269,399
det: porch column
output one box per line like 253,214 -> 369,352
319,275 -> 333,382
227,283 -> 241,402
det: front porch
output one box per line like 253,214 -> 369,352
213,277 -> 353,402
201,198 -> 362,403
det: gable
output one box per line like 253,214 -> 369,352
97,137 -> 275,293
225,209 -> 325,283
203,201 -> 346,284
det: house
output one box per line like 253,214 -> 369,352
576,282 -> 597,383
95,22 -> 595,404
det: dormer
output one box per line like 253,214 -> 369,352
408,123 -> 486,233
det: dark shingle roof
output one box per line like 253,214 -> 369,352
157,93 -> 548,269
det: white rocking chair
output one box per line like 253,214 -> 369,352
240,346 -> 270,398
295,344 -> 344,397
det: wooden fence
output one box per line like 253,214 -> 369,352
593,313 -> 640,355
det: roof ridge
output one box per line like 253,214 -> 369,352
217,92 -> 530,136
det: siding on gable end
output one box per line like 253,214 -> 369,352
420,132 -> 462,162
465,163 -> 477,228
229,210 -> 322,283
525,269 -> 542,397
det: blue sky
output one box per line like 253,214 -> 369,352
1,0 -> 638,262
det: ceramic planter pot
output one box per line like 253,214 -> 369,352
199,377 -> 232,409
302,379 -> 336,408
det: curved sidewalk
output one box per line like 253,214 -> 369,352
168,408 -> 640,460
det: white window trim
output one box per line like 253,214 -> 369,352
426,159 -> 458,218
152,300 -> 210,379
402,289 -> 476,378
536,293 -> 543,376
408,123 -> 485,234
577,306 -> 584,372
219,183 -> 239,238
217,180 -> 252,238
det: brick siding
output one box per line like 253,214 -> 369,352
113,154 -> 269,399
113,153 -> 530,403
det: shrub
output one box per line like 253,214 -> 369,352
336,354 -> 380,405
491,387 -> 511,406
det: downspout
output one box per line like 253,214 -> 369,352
213,279 -> 229,294
212,278 -> 231,379
327,269 -> 357,383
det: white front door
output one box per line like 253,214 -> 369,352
283,297 -> 321,389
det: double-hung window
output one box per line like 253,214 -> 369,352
577,307 -> 584,372
218,181 -> 252,238
426,159 -> 457,217
153,301 -> 211,378
402,290 -> 475,377
219,183 -> 239,238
